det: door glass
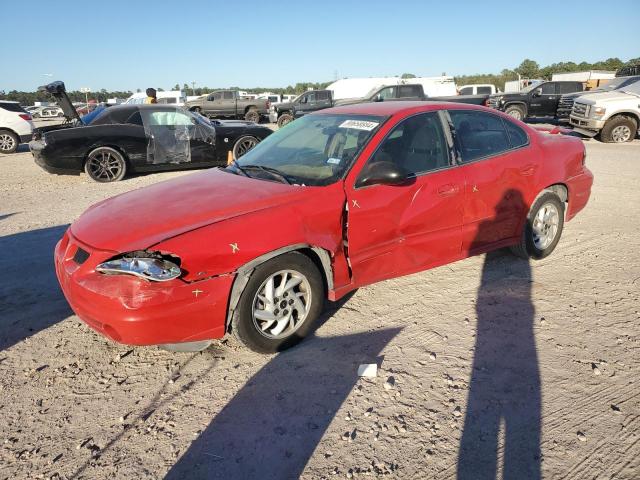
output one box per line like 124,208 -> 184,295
361,112 -> 450,177
377,86 -> 396,101
558,83 -> 580,94
449,110 -> 510,162
459,87 -> 473,95
223,91 -> 234,100
141,109 -> 194,164
502,118 -> 529,148
477,86 -> 492,94
541,83 -> 556,94
397,85 -> 420,98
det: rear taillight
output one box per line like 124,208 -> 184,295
19,113 -> 32,121
483,99 -> 489,107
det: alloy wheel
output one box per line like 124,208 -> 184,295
252,269 -> 312,339
0,133 -> 16,152
611,125 -> 632,143
86,149 -> 124,181
234,137 -> 258,158
532,202 -> 560,250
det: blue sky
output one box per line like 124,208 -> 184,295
2,0 -> 638,92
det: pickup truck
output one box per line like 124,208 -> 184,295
487,81 -> 584,121
569,81 -> 640,143
184,90 -> 269,122
269,90 -> 333,127
457,84 -> 498,95
557,75 -> 640,121
270,84 -> 490,128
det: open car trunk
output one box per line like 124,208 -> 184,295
39,81 -> 82,123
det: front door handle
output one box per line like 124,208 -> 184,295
520,164 -> 537,176
438,183 -> 459,196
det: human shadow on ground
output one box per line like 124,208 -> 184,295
165,322 -> 401,479
458,190 -> 541,479
0,225 -> 72,351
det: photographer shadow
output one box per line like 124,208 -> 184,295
457,190 -> 541,479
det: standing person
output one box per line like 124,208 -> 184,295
145,88 -> 158,104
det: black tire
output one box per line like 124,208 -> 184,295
0,129 -> 19,154
232,252 -> 325,353
244,109 -> 260,123
192,107 -> 202,114
277,113 -> 294,128
510,192 -> 565,260
84,146 -> 127,183
232,135 -> 259,159
600,115 -> 637,143
504,104 -> 526,121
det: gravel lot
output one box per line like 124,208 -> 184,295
0,130 -> 639,479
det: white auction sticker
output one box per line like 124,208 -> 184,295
339,119 -> 379,131
327,157 -> 341,164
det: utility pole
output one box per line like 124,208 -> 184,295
80,87 -> 91,110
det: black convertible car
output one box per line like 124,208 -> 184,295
30,81 -> 273,182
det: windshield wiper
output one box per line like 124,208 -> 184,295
226,159 -> 249,177
241,164 -> 292,185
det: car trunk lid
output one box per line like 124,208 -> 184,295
38,81 -> 81,123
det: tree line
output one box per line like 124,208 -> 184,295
1,56 -> 638,105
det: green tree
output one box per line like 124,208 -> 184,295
400,73 -> 416,79
515,59 -> 540,79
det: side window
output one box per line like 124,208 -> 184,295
449,110 -> 510,162
213,92 -> 223,101
307,93 -> 316,103
477,86 -> 492,94
223,91 -> 234,100
377,86 -> 396,101
125,111 -> 143,126
364,112 -> 450,177
541,83 -> 556,95
398,85 -> 420,98
459,87 -> 473,95
558,83 -> 580,94
502,118 -> 529,148
317,91 -> 329,101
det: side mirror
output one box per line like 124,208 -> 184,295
356,161 -> 410,188
533,88 -> 542,97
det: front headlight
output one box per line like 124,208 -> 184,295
96,253 -> 181,282
593,106 -> 606,118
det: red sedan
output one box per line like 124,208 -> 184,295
55,102 -> 593,353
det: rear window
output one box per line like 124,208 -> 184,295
0,102 -> 26,113
503,119 -> 529,148
459,87 -> 473,95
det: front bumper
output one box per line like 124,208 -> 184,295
55,230 -> 234,346
569,115 -> 605,131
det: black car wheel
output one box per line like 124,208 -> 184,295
84,147 -> 127,183
233,135 -> 259,159
244,109 -> 260,123
277,113 -> 293,128
231,252 -> 325,353
510,192 -> 565,260
0,129 -> 19,154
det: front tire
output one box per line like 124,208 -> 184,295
510,192 -> 564,260
84,147 -> 127,182
232,252 -> 325,353
600,116 -> 637,143
0,129 -> 19,154
232,135 -> 259,159
504,104 -> 525,121
277,113 -> 294,128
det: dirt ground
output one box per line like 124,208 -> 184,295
0,132 -> 639,480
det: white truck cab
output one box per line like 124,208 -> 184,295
570,83 -> 640,143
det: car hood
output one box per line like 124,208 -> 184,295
575,89 -> 640,105
38,81 -> 81,122
70,168 -> 307,252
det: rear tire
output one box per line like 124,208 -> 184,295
232,252 -> 325,353
244,109 -> 260,123
600,115 -> 637,143
505,104 -> 526,121
277,113 -> 294,128
0,129 -> 19,154
84,147 -> 127,182
510,192 -> 564,260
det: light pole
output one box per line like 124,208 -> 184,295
191,81 -> 196,96
80,87 -> 91,111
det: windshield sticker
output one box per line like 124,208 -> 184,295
339,120 -> 379,131
327,157 -> 341,165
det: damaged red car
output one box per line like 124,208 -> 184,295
55,102 -> 593,353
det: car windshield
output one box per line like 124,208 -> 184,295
232,114 -> 386,186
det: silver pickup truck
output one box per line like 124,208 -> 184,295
184,91 -> 268,122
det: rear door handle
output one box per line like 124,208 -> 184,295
438,183 -> 459,196
520,164 -> 537,176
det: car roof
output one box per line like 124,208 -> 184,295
316,100 -> 486,117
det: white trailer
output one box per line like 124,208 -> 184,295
551,71 -> 616,89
